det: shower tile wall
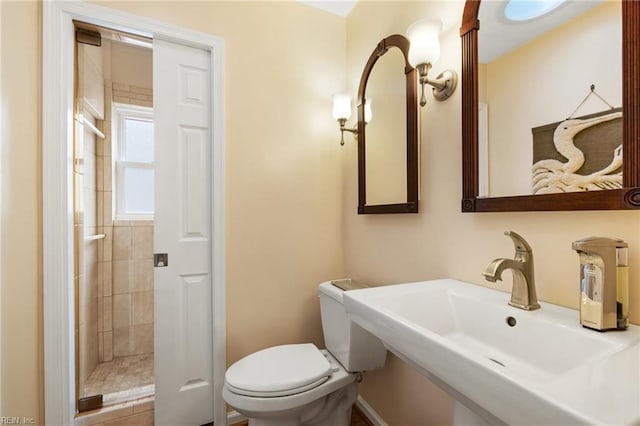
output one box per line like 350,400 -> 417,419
97,88 -> 113,362
112,83 -> 153,107
77,115 -> 100,389
112,220 -> 154,357
97,79 -> 154,362
76,40 -> 107,394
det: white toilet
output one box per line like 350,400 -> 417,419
223,281 -> 387,426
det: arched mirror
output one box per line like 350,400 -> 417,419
357,35 -> 419,214
461,0 -> 640,212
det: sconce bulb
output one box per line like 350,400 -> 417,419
332,93 -> 352,121
406,18 -> 442,68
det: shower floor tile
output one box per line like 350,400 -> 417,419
83,354 -> 154,405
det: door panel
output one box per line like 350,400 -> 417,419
153,38 -> 213,426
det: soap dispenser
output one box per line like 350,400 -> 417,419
572,237 -> 628,331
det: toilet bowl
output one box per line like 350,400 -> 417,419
223,345 -> 358,426
223,281 -> 387,426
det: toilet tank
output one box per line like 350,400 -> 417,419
319,280 -> 387,372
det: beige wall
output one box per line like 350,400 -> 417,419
0,0 -> 2,411
1,0 -> 344,423
345,1 -> 640,424
1,0 -> 43,422
109,42 -> 153,90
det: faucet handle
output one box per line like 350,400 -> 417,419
504,230 -> 532,253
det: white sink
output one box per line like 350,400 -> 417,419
344,279 -> 640,425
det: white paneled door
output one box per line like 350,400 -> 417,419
153,38 -> 213,426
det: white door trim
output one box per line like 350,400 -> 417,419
42,2 -> 226,425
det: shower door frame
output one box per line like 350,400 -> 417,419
42,2 -> 226,425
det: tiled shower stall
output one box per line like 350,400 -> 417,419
76,38 -> 155,405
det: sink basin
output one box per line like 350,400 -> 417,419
351,279 -> 626,382
344,279 -> 640,425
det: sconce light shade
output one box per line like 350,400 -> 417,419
406,18 -> 457,106
406,18 -> 442,68
332,95 -> 373,145
332,93 -> 352,121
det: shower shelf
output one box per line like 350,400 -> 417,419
85,234 -> 105,241
75,113 -> 105,139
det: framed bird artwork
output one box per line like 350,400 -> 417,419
531,107 -> 622,195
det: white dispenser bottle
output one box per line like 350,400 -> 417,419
572,237 -> 629,331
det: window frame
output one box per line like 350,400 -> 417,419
112,102 -> 154,221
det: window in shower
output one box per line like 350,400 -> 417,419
113,104 -> 154,221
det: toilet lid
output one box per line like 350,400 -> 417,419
225,343 -> 332,397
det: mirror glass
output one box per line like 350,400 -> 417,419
357,34 -> 418,214
364,47 -> 407,205
477,0 -> 622,198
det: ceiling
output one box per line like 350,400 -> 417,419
297,0 -> 605,58
478,0 -> 603,63
298,0 -> 357,17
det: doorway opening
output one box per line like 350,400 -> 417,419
43,3 -> 226,424
74,21 -> 155,410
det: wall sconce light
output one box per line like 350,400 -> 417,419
406,18 -> 458,106
332,94 -> 372,146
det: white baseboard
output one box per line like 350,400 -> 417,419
225,395 -> 386,426
356,395 -> 388,426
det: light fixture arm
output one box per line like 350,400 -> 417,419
416,63 -> 458,106
338,118 -> 358,146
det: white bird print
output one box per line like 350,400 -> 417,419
531,111 -> 622,194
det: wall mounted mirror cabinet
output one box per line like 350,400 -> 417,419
357,35 -> 419,214
461,0 -> 640,212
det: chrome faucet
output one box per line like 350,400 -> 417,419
483,231 -> 540,311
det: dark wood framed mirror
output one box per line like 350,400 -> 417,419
357,34 -> 419,214
461,0 -> 640,212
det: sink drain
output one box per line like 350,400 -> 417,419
506,316 -> 517,327
489,358 -> 505,367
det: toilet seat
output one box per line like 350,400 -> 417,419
225,343 -> 333,397
223,349 -> 358,417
